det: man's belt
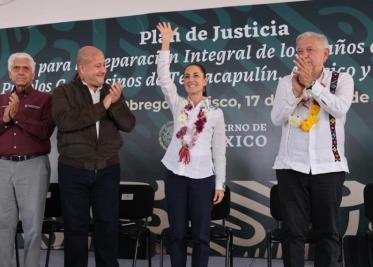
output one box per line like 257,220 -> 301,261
0,155 -> 40,161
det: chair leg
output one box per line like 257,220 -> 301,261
146,230 -> 151,267
45,225 -> 54,267
133,231 -> 141,267
368,235 -> 373,267
229,231 -> 234,267
266,232 -> 272,267
340,236 -> 345,267
15,234 -> 20,267
225,231 -> 229,267
160,233 -> 164,267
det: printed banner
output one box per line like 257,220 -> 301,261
1,0 -> 372,258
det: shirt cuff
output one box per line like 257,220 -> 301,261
310,81 -> 323,98
286,87 -> 302,106
215,181 -> 225,190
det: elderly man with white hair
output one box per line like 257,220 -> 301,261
0,52 -> 55,267
271,32 -> 354,267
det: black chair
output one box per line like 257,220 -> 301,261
266,184 -> 345,267
363,183 -> 373,266
15,183 -> 63,267
160,185 -> 233,267
266,184 -> 283,267
118,183 -> 155,267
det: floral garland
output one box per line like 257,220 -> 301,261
289,101 -> 320,132
288,76 -> 328,132
175,99 -> 208,164
289,88 -> 321,132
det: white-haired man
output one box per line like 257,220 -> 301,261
0,52 -> 55,267
271,32 -> 354,266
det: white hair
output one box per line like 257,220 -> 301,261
8,52 -> 36,73
296,32 -> 329,48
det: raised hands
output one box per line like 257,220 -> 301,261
109,82 -> 123,103
293,54 -> 314,89
3,93 -> 19,122
9,93 -> 19,119
291,69 -> 304,98
103,82 -> 123,110
156,22 -> 179,50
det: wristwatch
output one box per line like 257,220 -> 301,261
307,80 -> 316,89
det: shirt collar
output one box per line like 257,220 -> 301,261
82,80 -> 102,94
12,85 -> 33,96
187,97 -> 210,109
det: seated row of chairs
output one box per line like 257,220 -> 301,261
15,184 -> 156,267
17,182 -> 373,266
15,183 -> 233,267
15,183 -> 64,267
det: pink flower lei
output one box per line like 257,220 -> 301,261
175,100 -> 208,164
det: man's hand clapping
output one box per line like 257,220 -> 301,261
2,93 -> 19,122
103,82 -> 123,110
293,54 -> 314,88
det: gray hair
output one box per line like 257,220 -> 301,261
296,32 -> 329,48
8,52 -> 36,73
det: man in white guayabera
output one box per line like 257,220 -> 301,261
271,32 -> 354,267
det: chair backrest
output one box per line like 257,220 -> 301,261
211,185 -> 231,221
364,183 -> 373,221
270,184 -> 282,221
44,183 -> 63,218
119,184 -> 155,220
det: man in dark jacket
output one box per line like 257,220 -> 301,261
52,46 -> 136,267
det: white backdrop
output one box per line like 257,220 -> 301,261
0,0 -> 304,29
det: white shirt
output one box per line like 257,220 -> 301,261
157,50 -> 226,190
84,82 -> 102,138
271,68 -> 354,174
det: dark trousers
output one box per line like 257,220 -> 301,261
58,163 -> 120,267
165,170 -> 215,267
276,169 -> 345,267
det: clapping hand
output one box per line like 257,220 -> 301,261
291,70 -> 304,98
8,93 -> 19,119
3,93 -> 19,122
109,82 -> 123,104
103,82 -> 123,110
293,54 -> 313,88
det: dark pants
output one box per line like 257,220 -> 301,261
165,170 -> 215,267
58,163 -> 120,267
276,169 -> 345,267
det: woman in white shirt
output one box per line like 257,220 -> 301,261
157,22 -> 226,267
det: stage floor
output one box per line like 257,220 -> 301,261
28,250 -> 314,266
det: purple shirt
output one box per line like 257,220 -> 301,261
0,86 -> 55,156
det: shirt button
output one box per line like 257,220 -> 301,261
13,146 -> 17,149
15,121 -> 18,124
14,132 -> 17,136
